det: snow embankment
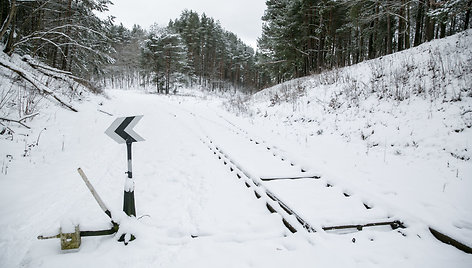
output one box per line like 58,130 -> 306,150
0,51 -> 100,120
242,30 -> 472,245
250,29 -> 471,166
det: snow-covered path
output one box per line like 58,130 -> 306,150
0,90 -> 308,267
1,90 -> 471,267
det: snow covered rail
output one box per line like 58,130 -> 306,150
201,135 -> 406,237
162,100 -> 472,254
429,228 -> 472,254
200,136 -> 314,234
209,114 -> 472,254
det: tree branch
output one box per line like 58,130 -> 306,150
19,112 -> 39,122
22,56 -> 101,93
22,56 -> 72,75
0,121 -> 15,134
0,116 -> 31,129
0,58 -> 78,112
0,0 -> 16,42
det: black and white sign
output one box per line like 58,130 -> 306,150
105,115 -> 145,144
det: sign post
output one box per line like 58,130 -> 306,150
124,141 -> 135,216
105,115 -> 144,217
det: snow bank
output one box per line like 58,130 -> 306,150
238,30 -> 472,248
1,30 -> 472,267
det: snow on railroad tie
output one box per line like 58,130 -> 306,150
204,135 -> 399,232
204,137 -> 472,264
198,112 -> 472,258
207,127 -> 311,179
203,119 -> 396,230
263,178 -> 393,229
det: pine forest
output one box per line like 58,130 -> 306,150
1,0 -> 470,94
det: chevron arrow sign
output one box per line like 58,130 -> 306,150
105,115 -> 145,144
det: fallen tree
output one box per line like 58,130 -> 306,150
22,56 -> 102,94
0,57 -> 78,112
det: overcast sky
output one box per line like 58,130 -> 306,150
103,0 -> 267,49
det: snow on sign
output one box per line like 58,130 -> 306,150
105,115 -> 145,144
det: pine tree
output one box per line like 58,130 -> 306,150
169,10 -> 257,91
257,0 -> 471,88
1,0 -> 114,78
142,25 -> 187,94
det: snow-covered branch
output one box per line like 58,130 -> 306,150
0,57 -> 78,112
0,116 -> 31,129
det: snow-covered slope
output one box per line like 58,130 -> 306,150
250,30 -> 471,163
1,31 -> 472,267
2,88 -> 471,267
0,51 -> 98,120
239,30 -> 472,246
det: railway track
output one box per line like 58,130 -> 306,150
208,112 -> 472,253
201,135 -> 405,234
160,99 -> 472,254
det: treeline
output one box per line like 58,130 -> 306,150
0,0 -> 114,79
258,0 -> 472,84
0,1 -> 259,93
2,0 -> 471,94
169,11 -> 256,92
102,24 -> 146,90
105,10 -> 258,93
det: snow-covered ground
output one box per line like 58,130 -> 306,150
0,89 -> 470,267
243,29 -> 472,240
1,31 -> 472,267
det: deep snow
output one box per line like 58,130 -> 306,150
0,89 -> 471,267
1,30 -> 472,267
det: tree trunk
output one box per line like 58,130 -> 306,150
67,47 -> 74,72
398,0 -> 405,51
3,9 -> 16,55
165,52 -> 170,94
369,4 -> 380,59
354,21 -> 360,63
405,1 -> 411,49
465,0 -> 472,31
414,0 -> 424,47
439,22 -> 446,38
0,0 -> 16,44
387,12 -> 392,55
425,0 -> 435,42
368,17 -> 375,59
317,15 -> 325,71
318,33 -> 325,70
61,0 -> 73,70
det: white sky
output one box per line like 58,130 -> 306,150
103,0 -> 267,49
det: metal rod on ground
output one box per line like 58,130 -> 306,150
429,227 -> 472,254
123,141 -> 136,217
77,168 -> 114,220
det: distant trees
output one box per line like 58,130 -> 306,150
258,0 -> 472,83
169,10 -> 257,93
103,24 -> 146,89
142,25 -> 187,94
135,10 -> 259,94
3,1 -> 469,94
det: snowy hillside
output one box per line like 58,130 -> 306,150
0,51 -> 100,118
250,30 -> 472,162
1,31 -> 472,267
241,29 -> 472,250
